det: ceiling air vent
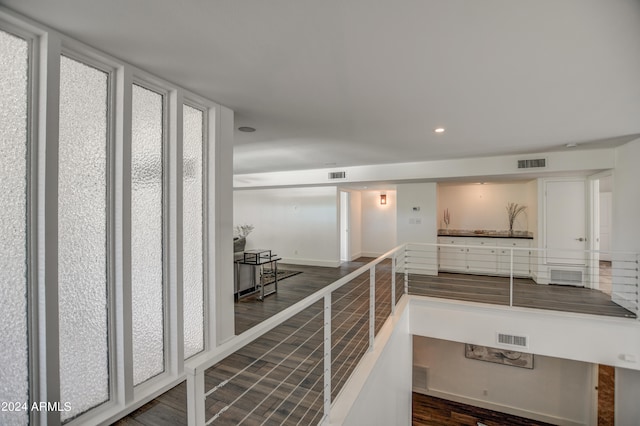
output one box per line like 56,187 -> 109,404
328,171 -> 346,180
497,332 -> 528,349
517,158 -> 546,169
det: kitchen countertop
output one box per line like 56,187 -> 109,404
437,229 -> 534,239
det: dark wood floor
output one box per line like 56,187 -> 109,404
115,258 -> 397,425
412,393 -> 555,426
408,271 -> 635,318
115,261 -> 630,425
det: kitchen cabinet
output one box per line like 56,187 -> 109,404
467,240 -> 498,274
497,239 -> 531,276
438,237 -> 531,277
438,238 -> 467,272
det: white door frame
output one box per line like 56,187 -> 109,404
588,171 -> 614,289
339,190 -> 350,262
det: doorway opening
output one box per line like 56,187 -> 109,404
589,172 -> 614,294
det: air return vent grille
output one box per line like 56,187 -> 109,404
517,158 -> 546,169
497,332 -> 528,348
328,171 -> 346,180
550,269 -> 583,286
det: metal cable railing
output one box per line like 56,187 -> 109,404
185,248 -> 403,426
186,243 -> 638,425
404,243 -> 639,319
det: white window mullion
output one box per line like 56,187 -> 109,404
114,64 -> 134,405
0,18 -> 38,426
168,89 -> 185,373
201,105 -> 211,353
206,105 -> 218,348
211,105 -> 235,345
37,30 -> 62,426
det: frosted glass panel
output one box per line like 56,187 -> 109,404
58,56 -> 109,421
183,105 -> 204,358
0,29 -> 29,426
131,84 -> 165,385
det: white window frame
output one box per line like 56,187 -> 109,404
0,6 -> 228,425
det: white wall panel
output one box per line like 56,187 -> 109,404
361,190 -> 397,257
234,186 -> 340,266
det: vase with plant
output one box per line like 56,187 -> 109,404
233,224 -> 254,252
443,208 -> 450,229
506,203 -> 526,236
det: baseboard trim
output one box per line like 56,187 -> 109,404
279,257 -> 341,268
361,251 -> 384,258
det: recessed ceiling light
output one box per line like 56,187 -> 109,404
434,127 -> 445,133
238,126 -> 256,132
565,142 -> 577,148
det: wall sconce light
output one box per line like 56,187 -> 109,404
380,194 -> 387,205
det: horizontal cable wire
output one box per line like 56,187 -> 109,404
259,277 -> 382,425
254,276 -> 380,424
290,313 -> 372,426
205,271 -> 379,423
278,275 -> 394,425
204,272 -> 371,399
207,319 -> 325,425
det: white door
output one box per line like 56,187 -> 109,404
545,180 -> 587,266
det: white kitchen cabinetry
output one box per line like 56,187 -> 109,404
497,240 -> 531,277
438,237 -> 531,277
438,238 -> 467,272
467,240 -> 498,274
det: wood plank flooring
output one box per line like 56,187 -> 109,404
408,270 -> 635,318
115,258 -> 395,425
200,259 -> 398,425
115,260 -> 631,425
412,393 -> 555,426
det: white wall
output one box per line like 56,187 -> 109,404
613,138 -> 640,252
360,190 -> 397,257
610,139 -> 640,312
215,106 -> 236,343
413,337 -> 593,426
526,179 -> 539,240
331,298 -> 412,426
410,297 -> 640,371
396,183 -> 437,244
233,186 -> 340,267
234,149 -> 616,189
437,181 -> 536,232
615,367 -> 640,425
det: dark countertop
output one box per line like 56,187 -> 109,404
437,229 -> 534,239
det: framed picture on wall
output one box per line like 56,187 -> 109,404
465,344 -> 534,369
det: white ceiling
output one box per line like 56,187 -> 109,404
3,0 -> 640,175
